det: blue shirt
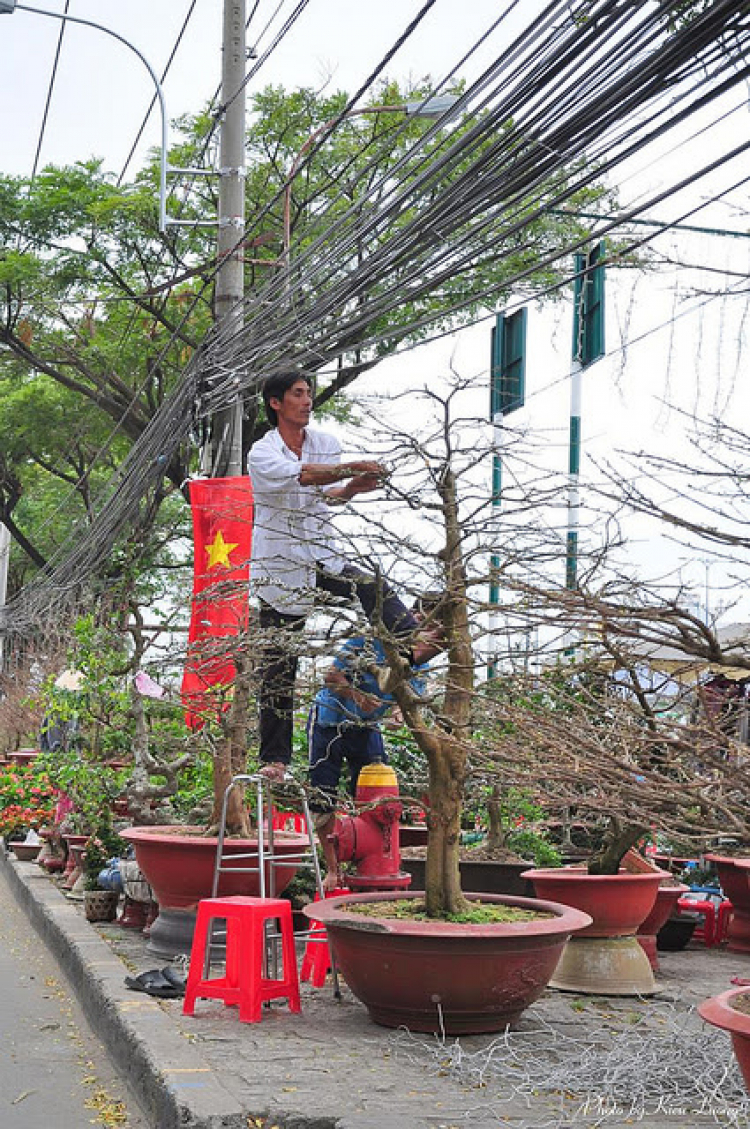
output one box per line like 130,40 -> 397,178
313,636 -> 427,728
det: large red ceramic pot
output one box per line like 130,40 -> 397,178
705,855 -> 748,952
304,890 -> 592,1035
121,824 -> 307,910
637,882 -> 689,970
699,986 -> 750,1090
122,824 -> 310,960
522,867 -> 667,937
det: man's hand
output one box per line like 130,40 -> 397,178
322,869 -> 343,893
346,460 -> 389,478
342,473 -> 382,498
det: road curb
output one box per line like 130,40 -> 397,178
1,849 -> 249,1129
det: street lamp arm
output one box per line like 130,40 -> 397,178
14,4 -> 169,232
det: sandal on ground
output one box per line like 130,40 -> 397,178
124,970 -> 184,998
159,965 -> 187,990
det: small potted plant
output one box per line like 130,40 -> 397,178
82,823 -> 125,923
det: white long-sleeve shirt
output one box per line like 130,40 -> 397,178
248,426 -> 347,614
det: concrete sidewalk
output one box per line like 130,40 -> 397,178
4,847 -> 750,1129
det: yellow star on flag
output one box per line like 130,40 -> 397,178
204,529 -> 239,569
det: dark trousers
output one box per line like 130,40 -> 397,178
258,565 -> 417,765
307,707 -> 387,813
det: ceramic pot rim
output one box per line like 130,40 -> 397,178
704,853 -> 749,865
304,889 -> 592,938
120,824 -> 309,848
521,867 -> 670,884
699,986 -> 750,1036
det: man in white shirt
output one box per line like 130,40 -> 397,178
249,372 -> 440,778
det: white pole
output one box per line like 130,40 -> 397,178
566,356 -> 582,592
0,523 -> 10,668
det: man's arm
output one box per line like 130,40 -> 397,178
298,461 -> 389,496
325,664 -> 382,716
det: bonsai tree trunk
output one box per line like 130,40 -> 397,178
208,648 -> 253,837
125,605 -> 192,825
486,785 -> 506,854
392,466 -> 473,918
587,815 -> 648,875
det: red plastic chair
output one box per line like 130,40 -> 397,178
717,899 -> 734,945
677,895 -> 718,946
183,896 -> 300,1023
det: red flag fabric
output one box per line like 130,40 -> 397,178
181,476 -> 253,729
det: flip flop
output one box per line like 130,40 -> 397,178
160,965 -> 187,991
124,970 -> 184,999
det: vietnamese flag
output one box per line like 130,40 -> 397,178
181,476 -> 253,729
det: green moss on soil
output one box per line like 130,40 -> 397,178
343,899 -> 552,925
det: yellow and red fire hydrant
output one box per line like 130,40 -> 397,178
329,761 -> 412,891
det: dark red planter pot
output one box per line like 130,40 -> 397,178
699,986 -> 750,1090
522,867 -> 667,937
705,855 -> 747,952
7,748 -> 40,766
637,883 -> 689,970
305,890 -> 592,1035
402,856 -> 535,897
120,824 -> 307,910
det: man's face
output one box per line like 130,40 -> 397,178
271,379 -> 312,428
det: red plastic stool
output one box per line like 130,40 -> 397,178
300,888 -> 348,989
677,896 -> 717,946
271,808 -> 308,834
717,899 -> 734,945
183,896 -> 300,1023
300,925 -> 330,988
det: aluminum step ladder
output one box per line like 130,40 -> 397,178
210,772 -> 341,997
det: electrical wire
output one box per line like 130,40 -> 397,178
30,0 -> 70,180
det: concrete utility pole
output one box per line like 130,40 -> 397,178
208,0 -> 247,478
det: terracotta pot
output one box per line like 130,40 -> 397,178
522,866 -> 669,996
706,855 -> 748,952
656,913 -> 697,951
84,889 -> 119,923
522,866 -> 667,937
120,824 -> 307,910
117,895 -> 152,930
398,825 -> 430,848
637,882 -> 689,970
699,986 -> 750,1090
11,842 -> 42,863
62,835 -> 89,886
304,890 -> 592,1035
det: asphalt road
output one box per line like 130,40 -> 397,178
0,864 -> 149,1129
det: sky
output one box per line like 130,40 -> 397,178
0,1 -> 526,178
1,0 -> 749,645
